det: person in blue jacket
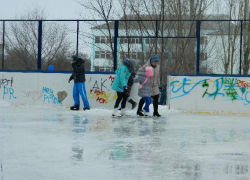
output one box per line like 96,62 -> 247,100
68,55 -> 90,111
112,57 -> 137,117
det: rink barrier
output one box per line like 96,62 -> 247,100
168,75 -> 250,114
0,72 -> 140,109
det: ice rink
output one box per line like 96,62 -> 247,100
0,105 -> 250,180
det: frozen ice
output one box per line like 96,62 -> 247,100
0,105 -> 250,180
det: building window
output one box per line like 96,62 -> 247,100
100,36 -> 106,43
106,51 -> 111,59
95,36 -> 100,43
95,51 -> 112,59
101,51 -> 105,58
95,51 -> 100,58
200,37 -> 207,45
200,52 -> 207,61
107,36 -> 113,43
131,52 -> 137,59
95,66 -> 112,72
120,38 -> 128,44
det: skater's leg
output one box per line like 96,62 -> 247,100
78,82 -> 90,109
137,98 -> 145,116
142,97 -> 151,112
137,98 -> 145,111
114,92 -> 123,108
128,98 -> 137,109
152,94 -> 161,117
121,92 -> 128,109
73,83 -> 80,106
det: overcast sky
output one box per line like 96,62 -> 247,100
0,0 -> 86,19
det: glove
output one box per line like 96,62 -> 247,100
123,86 -> 128,95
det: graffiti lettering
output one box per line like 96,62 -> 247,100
43,94 -> 62,104
237,79 -> 250,89
23,90 -> 43,100
223,78 -> 238,101
42,86 -> 62,105
42,87 -> 53,95
89,77 -> 117,104
3,86 -> 16,100
202,78 -> 224,99
89,89 -> 117,104
170,77 -> 207,99
92,79 -> 108,91
109,76 -> 115,85
170,76 -> 250,105
0,77 -> 13,88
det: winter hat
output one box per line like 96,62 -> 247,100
71,55 -> 79,61
151,55 -> 159,62
145,67 -> 154,77
130,59 -> 138,67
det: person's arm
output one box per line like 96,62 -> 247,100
68,74 -> 73,83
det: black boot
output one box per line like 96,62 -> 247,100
137,98 -> 145,111
153,112 -> 161,117
137,110 -> 144,116
128,99 -> 137,109
70,105 -> 79,110
83,107 -> 90,111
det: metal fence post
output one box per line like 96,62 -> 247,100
2,21 -> 5,70
239,20 -> 243,75
113,20 -> 119,71
76,20 -> 79,56
37,20 -> 43,71
196,20 -> 201,75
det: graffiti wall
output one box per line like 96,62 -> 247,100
0,72 -> 140,108
168,75 -> 250,114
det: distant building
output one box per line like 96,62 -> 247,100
91,14 -> 233,74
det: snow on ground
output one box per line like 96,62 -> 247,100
0,105 -> 250,180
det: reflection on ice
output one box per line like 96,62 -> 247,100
0,106 -> 250,180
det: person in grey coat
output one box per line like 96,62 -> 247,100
136,54 -> 161,117
133,67 -> 154,116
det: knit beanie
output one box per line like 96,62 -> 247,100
71,55 -> 79,62
151,55 -> 159,62
130,59 -> 138,67
145,67 -> 154,77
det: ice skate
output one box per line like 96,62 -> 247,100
121,109 -> 130,117
137,110 -> 145,116
153,112 -> 161,117
112,108 -> 122,117
70,105 -> 79,110
144,112 -> 152,117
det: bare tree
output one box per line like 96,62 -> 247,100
75,0 -> 117,69
4,6 -> 74,71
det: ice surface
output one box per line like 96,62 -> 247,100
0,105 -> 250,180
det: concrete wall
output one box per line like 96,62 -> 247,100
168,75 -> 250,114
0,72 -> 140,109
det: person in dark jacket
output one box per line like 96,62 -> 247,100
118,70 -> 137,110
68,55 -> 90,111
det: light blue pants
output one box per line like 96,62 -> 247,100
142,97 -> 152,112
73,82 -> 90,108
